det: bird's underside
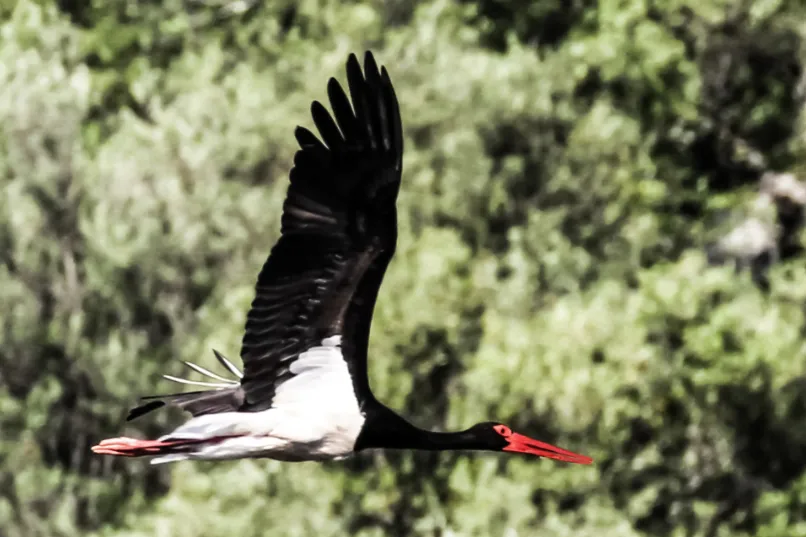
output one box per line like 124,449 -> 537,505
95,337 -> 368,464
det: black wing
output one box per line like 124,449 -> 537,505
237,51 -> 403,412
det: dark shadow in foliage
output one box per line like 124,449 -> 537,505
461,0 -> 597,52
56,0 -> 92,27
57,0 -> 265,127
697,20 -> 802,189
772,176 -> 806,261
0,333 -> 171,531
719,369 -> 806,490
647,5 -> 803,205
602,358 -> 806,537
471,118 -> 569,254
380,0 -> 416,28
1,157 -> 222,530
36,352 -> 173,529
470,113 -> 633,288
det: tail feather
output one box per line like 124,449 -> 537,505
126,387 -> 245,421
161,374 -> 234,388
151,453 -> 192,465
162,352 -> 241,388
181,360 -> 236,383
126,349 -> 245,421
214,349 -> 243,379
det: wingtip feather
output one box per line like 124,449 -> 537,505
126,400 -> 165,421
213,349 -> 244,379
363,50 -> 376,69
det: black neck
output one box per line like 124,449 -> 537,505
354,405 -> 489,452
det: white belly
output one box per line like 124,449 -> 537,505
179,408 -> 365,462
152,336 -> 367,464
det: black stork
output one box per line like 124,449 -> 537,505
92,51 -> 593,466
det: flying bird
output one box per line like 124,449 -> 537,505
92,52 -> 593,466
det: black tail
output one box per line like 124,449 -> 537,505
126,349 -> 245,421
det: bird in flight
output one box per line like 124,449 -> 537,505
92,52 -> 593,466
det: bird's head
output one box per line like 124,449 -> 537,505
469,422 -> 593,465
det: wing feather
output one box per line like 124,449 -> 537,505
235,51 -> 403,411
126,52 -> 403,421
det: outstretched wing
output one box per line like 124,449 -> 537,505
237,51 -> 404,412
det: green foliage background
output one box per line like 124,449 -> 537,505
1,0 -> 806,536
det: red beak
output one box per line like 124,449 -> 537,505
502,432 -> 593,464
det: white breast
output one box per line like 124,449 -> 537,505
258,335 -> 366,459
153,335 -> 366,464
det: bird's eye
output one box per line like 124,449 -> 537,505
493,425 -> 512,437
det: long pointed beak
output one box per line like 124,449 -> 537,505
502,432 -> 593,464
